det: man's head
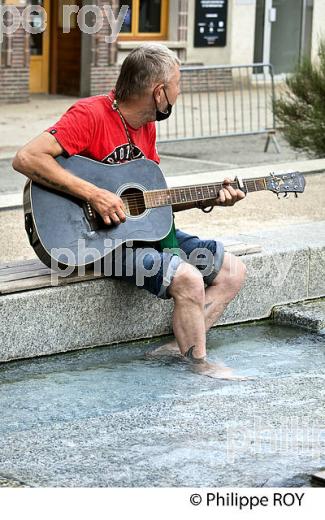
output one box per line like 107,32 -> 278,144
115,43 -> 181,121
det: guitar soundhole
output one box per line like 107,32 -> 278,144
121,188 -> 146,217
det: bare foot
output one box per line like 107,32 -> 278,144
187,359 -> 253,381
145,341 -> 181,359
145,344 -> 253,381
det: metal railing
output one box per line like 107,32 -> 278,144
157,63 -> 280,152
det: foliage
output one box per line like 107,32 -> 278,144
274,40 -> 325,157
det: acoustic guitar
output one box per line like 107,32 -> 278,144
23,155 -> 306,268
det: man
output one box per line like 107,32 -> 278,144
13,44 -> 247,379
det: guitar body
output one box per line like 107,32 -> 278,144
23,155 -> 173,269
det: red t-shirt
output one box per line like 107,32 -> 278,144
46,90 -> 160,165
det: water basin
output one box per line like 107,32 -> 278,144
0,321 -> 324,487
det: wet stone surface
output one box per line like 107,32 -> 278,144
0,322 -> 324,488
0,475 -> 29,487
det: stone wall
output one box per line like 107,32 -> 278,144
1,221 -> 324,363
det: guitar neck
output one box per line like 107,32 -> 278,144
144,176 -> 267,209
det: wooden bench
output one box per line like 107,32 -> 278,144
0,240 -> 262,296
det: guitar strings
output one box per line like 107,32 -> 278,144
120,181 -> 264,203
115,173 -> 287,210
119,177 -> 268,202
119,180 -> 267,209
115,174 -> 297,212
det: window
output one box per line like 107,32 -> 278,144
119,0 -> 169,40
28,0 -> 45,56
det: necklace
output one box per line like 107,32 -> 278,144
112,98 -> 136,160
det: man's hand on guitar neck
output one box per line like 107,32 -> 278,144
213,178 -> 246,207
172,177 -> 246,212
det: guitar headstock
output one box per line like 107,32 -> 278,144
266,171 -> 306,196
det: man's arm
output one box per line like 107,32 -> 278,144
12,133 -> 126,225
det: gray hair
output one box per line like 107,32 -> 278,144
115,43 -> 181,102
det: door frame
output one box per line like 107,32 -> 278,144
50,1 -> 59,94
262,0 -> 272,66
261,0 -> 308,77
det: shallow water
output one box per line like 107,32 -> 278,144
0,321 -> 324,487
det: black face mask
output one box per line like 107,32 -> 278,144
155,87 -> 172,121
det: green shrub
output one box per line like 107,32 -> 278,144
274,40 -> 325,158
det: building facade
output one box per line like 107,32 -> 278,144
0,0 -> 324,103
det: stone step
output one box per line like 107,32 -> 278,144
273,300 -> 325,332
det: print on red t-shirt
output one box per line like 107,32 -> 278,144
46,90 -> 160,165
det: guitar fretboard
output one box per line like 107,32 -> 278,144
144,177 -> 267,208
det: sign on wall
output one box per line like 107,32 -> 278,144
194,0 -> 228,47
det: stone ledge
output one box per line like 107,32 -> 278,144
272,299 -> 325,332
117,40 -> 187,50
0,221 -> 324,363
0,192 -> 22,210
167,158 -> 325,187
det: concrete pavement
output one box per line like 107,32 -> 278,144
0,95 -> 79,158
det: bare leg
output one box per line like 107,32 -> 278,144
169,263 -> 207,357
202,253 -> 247,330
148,254 -> 248,380
150,253 -> 245,350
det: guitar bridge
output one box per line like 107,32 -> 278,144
82,202 -> 102,231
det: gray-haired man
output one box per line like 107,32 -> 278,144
13,44 -> 247,379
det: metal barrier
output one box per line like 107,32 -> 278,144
157,63 -> 280,152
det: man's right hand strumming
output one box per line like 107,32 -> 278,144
88,188 -> 127,226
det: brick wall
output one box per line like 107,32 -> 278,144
0,67 -> 29,103
180,68 -> 233,93
0,8 -> 29,103
90,64 -> 120,96
89,0 -> 119,96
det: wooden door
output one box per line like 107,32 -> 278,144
29,0 -> 50,93
51,0 -> 82,96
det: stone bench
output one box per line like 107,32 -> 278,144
0,221 -> 324,363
